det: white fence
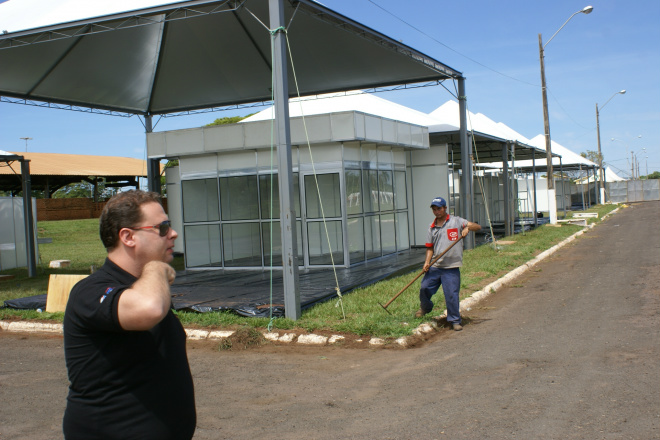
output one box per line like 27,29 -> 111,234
608,180 -> 660,203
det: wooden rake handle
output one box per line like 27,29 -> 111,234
380,235 -> 464,311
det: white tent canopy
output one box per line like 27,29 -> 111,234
427,100 -> 549,165
577,166 -> 626,183
0,0 -> 462,115
507,134 -> 597,170
428,101 -> 528,143
241,91 -> 440,127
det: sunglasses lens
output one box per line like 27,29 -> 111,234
158,221 -> 171,236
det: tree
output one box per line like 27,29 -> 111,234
204,113 -> 255,126
645,171 -> 660,180
52,178 -> 117,199
580,150 -> 603,165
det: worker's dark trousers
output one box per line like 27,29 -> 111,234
419,267 -> 461,324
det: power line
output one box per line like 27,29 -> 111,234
366,0 -> 538,87
365,0 -> 596,135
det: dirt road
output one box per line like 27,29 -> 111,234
1,201 -> 659,439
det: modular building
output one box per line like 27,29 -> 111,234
149,107 -> 450,270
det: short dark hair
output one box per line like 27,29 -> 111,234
99,190 -> 162,250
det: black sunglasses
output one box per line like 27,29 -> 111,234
127,220 -> 171,237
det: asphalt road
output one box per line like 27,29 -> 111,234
1,201 -> 658,440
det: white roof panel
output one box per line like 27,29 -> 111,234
241,91 -> 440,127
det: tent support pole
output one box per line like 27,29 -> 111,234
602,164 -> 608,204
560,157 -> 566,218
21,159 -> 37,277
270,0 -> 301,320
532,155 -> 538,227
511,142 -> 517,236
580,164 -> 585,210
502,142 -> 510,237
587,167 -> 596,207
145,114 -> 160,194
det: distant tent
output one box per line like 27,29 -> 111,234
576,166 -> 626,183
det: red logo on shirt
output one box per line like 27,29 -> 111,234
447,228 -> 459,241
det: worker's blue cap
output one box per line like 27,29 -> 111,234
430,197 -> 446,208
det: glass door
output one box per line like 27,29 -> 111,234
302,171 -> 345,267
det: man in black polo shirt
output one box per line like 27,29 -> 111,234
63,190 -> 196,440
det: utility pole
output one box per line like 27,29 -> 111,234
537,5 -> 592,221
538,34 -> 557,224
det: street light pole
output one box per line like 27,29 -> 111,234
538,34 -> 554,220
20,137 -> 32,152
596,90 -> 625,203
539,5 -> 593,223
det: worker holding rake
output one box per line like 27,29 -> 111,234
416,196 -> 481,331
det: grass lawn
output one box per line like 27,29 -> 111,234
1,204 -> 620,338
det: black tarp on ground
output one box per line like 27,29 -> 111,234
169,248 -> 426,317
2,294 -> 47,310
2,249 -> 427,317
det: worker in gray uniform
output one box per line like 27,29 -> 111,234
417,196 -> 481,331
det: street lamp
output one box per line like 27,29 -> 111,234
596,90 -> 626,203
539,5 -> 593,223
611,136 -> 641,179
20,137 -> 32,152
632,147 -> 647,179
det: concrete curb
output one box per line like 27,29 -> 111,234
0,209 -> 618,348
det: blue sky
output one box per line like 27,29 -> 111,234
1,0 -> 658,177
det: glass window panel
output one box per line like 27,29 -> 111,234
262,221 -> 282,267
364,215 -> 381,260
259,173 -> 300,219
345,169 -> 362,215
220,175 -> 259,221
305,173 -> 341,219
394,171 -> 407,210
222,223 -> 261,267
262,220 -> 304,267
307,220 -> 344,265
184,225 -> 221,267
381,214 -> 396,255
182,179 -> 219,222
378,170 -> 394,212
347,216 -> 365,264
396,212 -> 410,250
363,169 -> 379,213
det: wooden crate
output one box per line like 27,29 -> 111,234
46,274 -> 89,312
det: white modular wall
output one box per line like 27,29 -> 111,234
473,173 -> 511,226
517,177 -> 572,213
407,143 -> 450,246
0,197 -> 38,271
165,166 -> 184,254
